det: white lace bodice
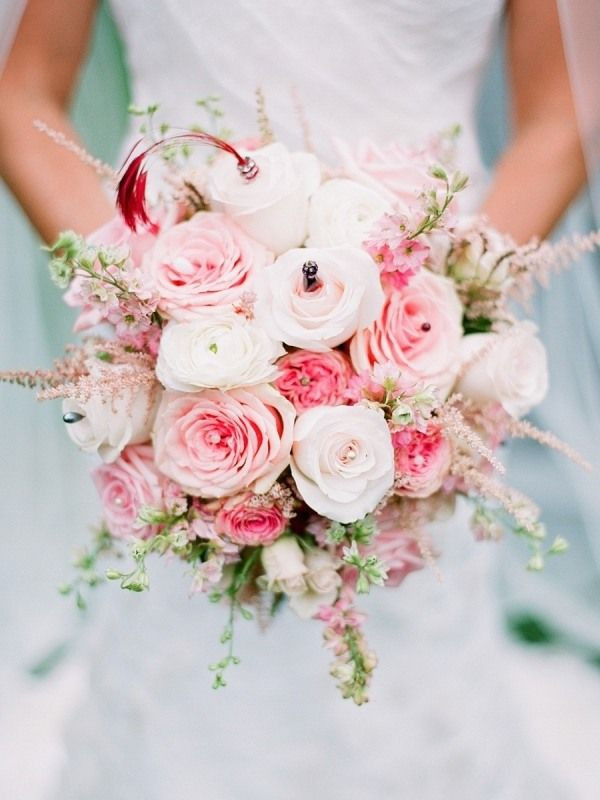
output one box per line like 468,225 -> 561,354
108,0 -> 504,202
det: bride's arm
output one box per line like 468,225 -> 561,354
0,0 -> 112,243
482,0 -> 587,243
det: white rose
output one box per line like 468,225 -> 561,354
155,312 -> 284,392
456,328 -> 549,418
306,178 -> 391,248
206,142 -> 321,255
261,535 -> 307,594
62,366 -> 159,462
288,549 -> 342,619
255,246 -> 384,352
448,218 -> 515,289
291,404 -> 395,524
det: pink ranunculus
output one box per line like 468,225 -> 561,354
275,349 -> 353,412
144,211 -> 272,321
392,424 -> 452,498
92,444 -> 164,539
334,138 -> 438,206
214,493 -> 287,546
153,385 -> 296,498
350,269 -> 463,398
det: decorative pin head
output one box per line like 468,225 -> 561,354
302,260 -> 321,292
62,411 -> 85,424
237,156 -> 259,181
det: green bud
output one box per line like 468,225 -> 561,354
548,536 -> 569,555
526,553 -> 545,572
430,165 -> 448,181
391,402 -> 413,426
451,172 -> 469,192
48,258 -> 75,289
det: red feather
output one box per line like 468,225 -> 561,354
116,132 -> 259,232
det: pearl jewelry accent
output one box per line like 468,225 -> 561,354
62,411 -> 85,424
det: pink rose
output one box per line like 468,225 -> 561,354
350,269 -> 463,397
392,424 -> 451,498
153,385 -> 295,498
275,350 -> 353,412
367,529 -> 425,587
144,212 -> 272,321
92,444 -> 164,539
214,493 -> 287,546
87,214 -> 157,262
334,138 -> 438,206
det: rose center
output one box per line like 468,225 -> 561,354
339,441 -> 359,464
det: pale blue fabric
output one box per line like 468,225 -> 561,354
478,39 -> 600,645
0,0 -> 129,683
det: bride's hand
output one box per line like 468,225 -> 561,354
0,0 -> 113,243
482,0 -> 587,242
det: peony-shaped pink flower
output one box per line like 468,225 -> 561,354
214,493 -> 287,546
275,349 -> 353,412
153,385 -> 295,498
143,212 -> 272,321
93,444 -> 164,539
350,269 -> 463,397
392,424 -> 452,498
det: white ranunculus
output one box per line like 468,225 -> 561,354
155,312 -> 285,392
456,328 -> 549,418
291,404 -> 395,524
62,367 -> 159,463
255,246 -> 384,352
448,219 -> 515,289
261,535 -> 308,594
305,178 -> 391,248
206,142 -> 321,255
288,549 -> 342,619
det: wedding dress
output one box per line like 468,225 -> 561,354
2,1 -> 600,798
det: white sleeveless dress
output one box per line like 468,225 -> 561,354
40,2 -> 600,798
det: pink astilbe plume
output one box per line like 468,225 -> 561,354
508,229 -> 600,305
35,342 -> 158,403
117,132 -> 260,232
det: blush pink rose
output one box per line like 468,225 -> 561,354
274,349 -> 353,412
92,444 -> 164,539
143,212 -> 272,321
153,385 -> 295,498
392,424 -> 452,498
367,502 -> 428,586
350,269 -> 463,397
366,528 -> 425,587
334,138 -> 438,205
214,493 -> 287,546
86,214 -> 158,261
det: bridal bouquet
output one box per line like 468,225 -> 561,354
3,101 -> 593,703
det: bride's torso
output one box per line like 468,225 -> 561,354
108,0 -> 504,206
